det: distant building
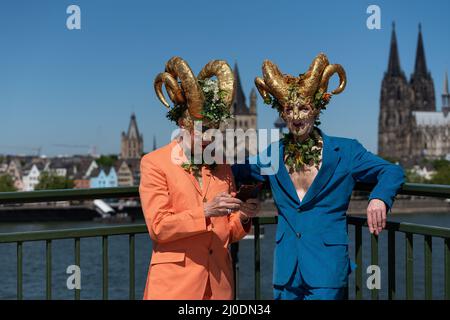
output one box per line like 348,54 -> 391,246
379,23 -> 450,166
5,159 -> 23,190
115,159 -> 141,186
228,63 -> 257,131
121,113 -> 144,160
90,167 -> 118,188
22,163 -> 44,191
222,63 -> 258,158
73,159 -> 98,189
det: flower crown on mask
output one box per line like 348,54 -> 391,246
254,53 -> 347,125
154,57 -> 235,129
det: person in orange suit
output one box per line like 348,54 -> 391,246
139,57 -> 260,300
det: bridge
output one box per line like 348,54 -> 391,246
0,182 -> 449,300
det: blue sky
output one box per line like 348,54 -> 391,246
1,0 -> 449,156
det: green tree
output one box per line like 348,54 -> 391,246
96,155 -> 118,168
428,159 -> 450,185
35,172 -> 74,190
0,174 -> 17,192
404,169 -> 426,183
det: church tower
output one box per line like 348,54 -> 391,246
228,62 -> 257,131
409,24 -> 436,112
442,71 -> 450,115
378,22 -> 414,161
221,62 -> 258,157
120,113 -> 144,159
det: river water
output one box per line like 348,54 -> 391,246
0,212 -> 449,300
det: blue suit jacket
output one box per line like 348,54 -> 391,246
232,128 -> 405,288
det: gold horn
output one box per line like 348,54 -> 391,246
298,53 -> 330,97
153,72 -> 186,108
318,64 -> 347,94
254,77 -> 271,103
261,60 -> 289,103
165,56 -> 204,119
198,60 -> 235,107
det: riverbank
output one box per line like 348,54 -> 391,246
1,197 -> 449,222
259,197 -> 450,216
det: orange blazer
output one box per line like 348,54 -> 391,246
139,139 -> 251,300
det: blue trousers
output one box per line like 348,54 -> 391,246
273,262 -> 347,300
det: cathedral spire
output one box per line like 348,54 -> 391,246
443,71 -> 450,112
232,62 -> 249,115
444,71 -> 449,95
152,135 -> 157,151
387,21 -> 403,77
249,88 -> 257,115
121,113 -> 144,159
413,23 -> 428,76
410,23 -> 436,111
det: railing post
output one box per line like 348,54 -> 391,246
103,235 -> 109,300
355,224 -> 363,300
230,242 -> 239,300
254,220 -> 261,300
406,233 -> 414,300
74,237 -> 81,300
424,235 -> 432,300
46,240 -> 52,300
370,233 -> 379,300
129,234 -> 135,300
445,238 -> 450,300
17,241 -> 23,300
388,229 -> 396,300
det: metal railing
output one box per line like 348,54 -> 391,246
0,182 -> 450,300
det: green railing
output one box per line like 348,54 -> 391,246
0,182 -> 450,300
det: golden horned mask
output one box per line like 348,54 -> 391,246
254,53 -> 347,110
154,56 -> 235,120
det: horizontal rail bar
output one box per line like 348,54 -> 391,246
0,224 -> 148,243
0,216 -> 449,244
355,182 -> 450,198
0,186 -> 139,204
347,216 -> 450,238
1,182 -> 450,205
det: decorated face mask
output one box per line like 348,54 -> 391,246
254,53 -> 347,138
154,57 -> 235,131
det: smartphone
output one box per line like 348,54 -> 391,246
235,183 -> 263,201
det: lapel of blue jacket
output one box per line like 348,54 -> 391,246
274,141 -> 300,207
300,129 -> 341,208
275,128 -> 341,209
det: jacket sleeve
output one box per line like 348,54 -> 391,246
227,166 -> 252,243
139,156 -> 207,244
231,160 -> 267,188
350,139 -> 405,211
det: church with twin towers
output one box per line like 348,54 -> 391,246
378,23 -> 450,167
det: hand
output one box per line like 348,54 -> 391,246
204,192 -> 242,218
239,198 -> 261,222
367,199 -> 387,235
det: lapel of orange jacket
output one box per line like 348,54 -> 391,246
170,140 -> 203,195
201,165 -> 212,199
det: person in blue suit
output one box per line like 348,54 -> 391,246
232,53 -> 405,300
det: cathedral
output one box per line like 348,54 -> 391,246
120,113 -> 144,159
378,23 -> 450,167
222,63 -> 258,157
